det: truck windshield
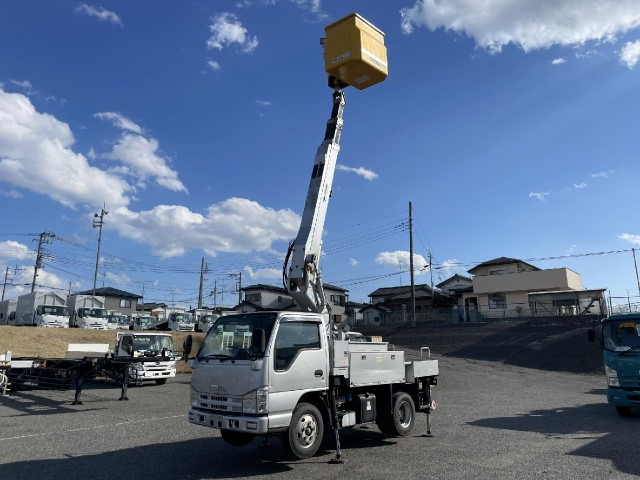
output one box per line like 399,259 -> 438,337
84,308 -> 107,318
197,313 -> 277,360
41,305 -> 68,316
133,335 -> 175,353
174,313 -> 195,323
603,319 -> 640,351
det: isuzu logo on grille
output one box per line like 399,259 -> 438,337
210,384 -> 226,393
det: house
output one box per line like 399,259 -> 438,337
461,257 -> 607,321
344,301 -> 367,327
366,284 -> 457,325
436,274 -> 473,306
73,286 -> 142,317
234,283 -> 349,322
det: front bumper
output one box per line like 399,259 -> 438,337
607,386 -> 640,406
189,407 -> 268,434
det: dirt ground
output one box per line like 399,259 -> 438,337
1,321 -> 604,375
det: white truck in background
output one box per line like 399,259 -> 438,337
168,312 -> 196,332
194,308 -> 219,333
107,311 -> 130,330
15,292 -> 69,327
114,331 -> 177,385
67,294 -> 108,329
0,299 -> 17,326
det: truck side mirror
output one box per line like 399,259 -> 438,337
183,335 -> 193,359
252,328 -> 266,355
586,328 -> 595,343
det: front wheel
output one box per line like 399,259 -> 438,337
155,378 -> 167,385
285,402 -> 324,459
616,406 -> 632,417
221,429 -> 254,447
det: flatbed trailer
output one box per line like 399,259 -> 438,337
0,352 -> 170,403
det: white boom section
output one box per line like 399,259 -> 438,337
284,90 -> 345,321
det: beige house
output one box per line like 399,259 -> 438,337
461,257 -> 606,320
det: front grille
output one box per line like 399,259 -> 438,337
197,393 -> 242,413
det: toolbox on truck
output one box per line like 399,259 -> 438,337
323,13 -> 388,90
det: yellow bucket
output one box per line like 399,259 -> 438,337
324,13 -> 388,90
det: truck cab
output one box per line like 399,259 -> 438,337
115,332 -> 177,385
34,304 -> 69,328
197,313 -> 219,333
133,315 -> 157,331
593,313 -> 640,416
77,307 -> 109,329
107,312 -> 130,330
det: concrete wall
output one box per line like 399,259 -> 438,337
473,268 -> 583,294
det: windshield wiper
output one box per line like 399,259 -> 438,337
198,353 -> 233,361
620,346 -> 640,355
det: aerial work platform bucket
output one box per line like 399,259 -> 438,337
323,13 -> 388,90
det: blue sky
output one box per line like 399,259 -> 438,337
1,0 -> 640,308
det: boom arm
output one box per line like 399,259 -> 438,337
284,89 -> 346,320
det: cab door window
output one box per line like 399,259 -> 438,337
274,322 -> 320,371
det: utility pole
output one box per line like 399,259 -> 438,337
31,231 -> 55,292
632,248 -> 640,296
1,266 -> 9,301
211,280 -> 218,309
429,250 -> 434,310
229,272 -> 243,305
92,206 -> 108,296
198,257 -> 207,309
409,202 -> 416,328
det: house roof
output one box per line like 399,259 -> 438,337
241,284 -> 287,294
323,283 -> 348,293
75,286 -> 141,299
468,257 -> 540,274
360,304 -> 391,313
369,284 -> 434,298
436,274 -> 472,288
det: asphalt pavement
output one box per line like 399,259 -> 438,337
1,355 -> 638,480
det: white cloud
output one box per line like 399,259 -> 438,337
349,258 -> 359,266
573,182 -> 588,189
76,4 -> 123,26
9,79 -> 34,93
256,100 -> 272,106
621,40 -> 640,68
619,233 -> 640,245
591,170 -> 612,178
375,250 -> 429,272
207,13 -> 259,53
95,112 -> 143,134
336,164 -> 379,181
105,271 -> 131,286
207,60 -> 221,71
236,0 -> 324,15
244,266 -> 281,280
0,189 -> 22,199
551,58 -> 566,65
400,0 -> 640,53
529,192 -> 550,201
103,133 -> 187,192
0,88 -> 131,209
108,198 -> 300,258
0,241 -> 34,261
565,244 -> 577,255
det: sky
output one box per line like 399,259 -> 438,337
1,0 -> 640,309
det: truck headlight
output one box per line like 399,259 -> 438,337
605,366 -> 620,387
190,386 -> 198,405
242,387 -> 268,414
168,361 -> 176,369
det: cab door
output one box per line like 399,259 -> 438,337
268,317 -> 328,427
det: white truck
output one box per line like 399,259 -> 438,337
0,299 -> 17,326
15,292 -> 70,327
113,331 -> 177,385
187,19 -> 436,460
67,294 -> 108,329
107,312 -> 130,330
168,312 -> 196,332
194,308 -> 219,333
132,315 -> 159,331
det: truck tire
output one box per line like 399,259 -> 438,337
377,392 -> 415,436
616,406 -> 632,417
221,429 -> 253,447
285,402 -> 324,459
155,379 -> 167,385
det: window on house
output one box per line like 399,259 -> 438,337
120,299 -> 132,308
246,293 -> 261,302
489,269 -> 507,275
488,293 -> 507,309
